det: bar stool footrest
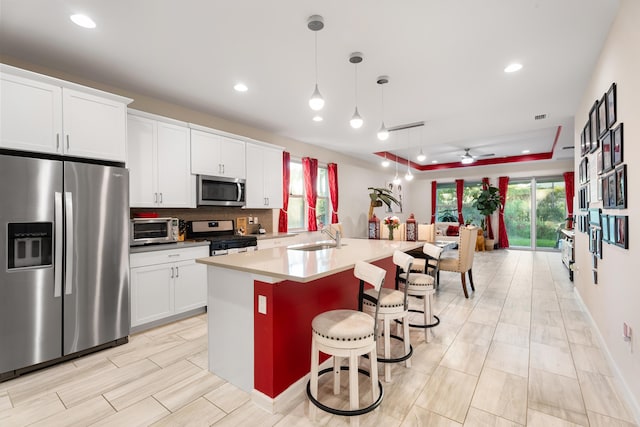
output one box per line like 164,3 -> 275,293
396,312 -> 440,329
306,366 -> 384,417
362,334 -> 413,363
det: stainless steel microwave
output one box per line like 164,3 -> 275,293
130,217 -> 179,246
197,175 -> 245,207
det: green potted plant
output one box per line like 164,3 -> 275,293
367,187 -> 400,219
472,185 -> 502,249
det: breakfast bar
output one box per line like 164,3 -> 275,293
196,237 -> 423,410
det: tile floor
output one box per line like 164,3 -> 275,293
0,250 -> 637,426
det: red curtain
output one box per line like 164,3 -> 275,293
431,180 -> 437,223
455,179 -> 464,224
563,171 -> 574,229
278,151 -> 290,233
302,157 -> 318,231
482,177 -> 494,239
498,176 -> 510,248
327,163 -> 339,223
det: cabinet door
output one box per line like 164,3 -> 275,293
127,115 -> 158,207
130,264 -> 174,327
219,137 -> 246,179
62,88 -> 126,161
173,259 -> 207,313
0,73 -> 62,154
244,144 -> 266,208
190,129 -> 222,176
156,122 -> 193,207
263,147 -> 283,208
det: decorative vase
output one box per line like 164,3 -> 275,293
388,227 -> 394,240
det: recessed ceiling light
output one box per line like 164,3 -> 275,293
312,115 -> 323,122
70,14 -> 96,29
234,83 -> 248,92
432,160 -> 438,164
504,63 -> 523,73
522,149 -> 530,154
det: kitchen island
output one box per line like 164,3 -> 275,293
196,237 -> 423,412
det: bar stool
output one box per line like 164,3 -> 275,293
397,243 -> 443,343
307,261 -> 385,419
359,250 -> 413,383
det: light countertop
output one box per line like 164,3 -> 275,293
196,238 -> 423,283
254,232 -> 297,241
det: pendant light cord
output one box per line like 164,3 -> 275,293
314,32 -> 319,85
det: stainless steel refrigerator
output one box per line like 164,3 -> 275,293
0,152 -> 130,379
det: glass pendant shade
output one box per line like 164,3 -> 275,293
393,173 -> 402,185
381,158 -> 390,167
309,84 -> 324,111
461,156 -> 475,164
377,123 -> 389,141
405,170 -> 414,181
350,107 -> 363,129
417,149 -> 426,162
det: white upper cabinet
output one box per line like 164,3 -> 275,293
245,143 -> 283,209
0,64 -> 131,161
190,129 -> 245,179
127,112 -> 194,208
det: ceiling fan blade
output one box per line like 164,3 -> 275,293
476,153 -> 495,158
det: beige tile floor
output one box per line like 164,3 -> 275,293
0,250 -> 637,426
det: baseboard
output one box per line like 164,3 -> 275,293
251,357 -> 333,414
573,288 -> 640,424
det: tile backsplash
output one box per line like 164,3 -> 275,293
130,207 -> 274,234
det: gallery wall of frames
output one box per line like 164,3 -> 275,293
576,82 -> 628,285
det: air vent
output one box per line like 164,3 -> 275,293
534,114 -> 547,120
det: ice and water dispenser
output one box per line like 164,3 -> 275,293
7,223 -> 53,269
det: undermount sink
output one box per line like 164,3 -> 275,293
287,241 -> 346,251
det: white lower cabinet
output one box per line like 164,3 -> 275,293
130,246 -> 208,328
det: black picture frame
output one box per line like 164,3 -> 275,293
597,151 -> 603,175
615,164 -> 627,209
602,215 -> 609,242
597,93 -> 608,138
589,101 -> 599,150
601,176 -> 608,208
609,214 -> 616,243
589,226 -> 596,253
608,173 -> 616,208
602,131 -> 613,173
579,157 -> 589,184
581,123 -> 589,157
588,208 -> 601,227
606,82 -> 617,129
614,215 -> 628,249
612,122 -> 623,166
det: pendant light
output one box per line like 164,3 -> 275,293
376,76 -> 389,141
307,15 -> 325,111
349,52 -> 364,129
381,152 -> 390,167
393,160 -> 402,185
404,131 -> 414,181
417,148 -> 426,162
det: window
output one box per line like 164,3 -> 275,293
435,181 -> 483,225
287,160 -> 330,231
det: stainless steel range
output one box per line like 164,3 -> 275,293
185,219 -> 257,256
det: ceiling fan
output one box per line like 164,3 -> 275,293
460,148 -> 495,164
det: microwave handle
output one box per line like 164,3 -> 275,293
237,182 -> 243,202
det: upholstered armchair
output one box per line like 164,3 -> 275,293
417,223 -> 436,242
438,226 -> 478,298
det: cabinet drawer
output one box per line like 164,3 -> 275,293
130,246 -> 209,268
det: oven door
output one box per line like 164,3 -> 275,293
198,175 -> 245,207
130,218 -> 175,246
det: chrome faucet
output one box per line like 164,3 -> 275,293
322,227 -> 342,249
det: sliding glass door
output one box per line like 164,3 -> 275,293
504,177 -> 567,250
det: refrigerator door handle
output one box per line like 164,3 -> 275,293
64,192 -> 74,295
54,192 -> 63,297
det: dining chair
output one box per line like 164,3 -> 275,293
438,226 -> 478,298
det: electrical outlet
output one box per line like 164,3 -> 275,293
258,295 -> 267,314
623,322 -> 632,342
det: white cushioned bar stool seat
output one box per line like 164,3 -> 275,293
307,261 -> 385,421
360,250 -> 414,382
396,243 -> 443,343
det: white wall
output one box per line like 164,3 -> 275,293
573,0 -> 640,418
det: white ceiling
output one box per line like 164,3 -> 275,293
0,0 -> 619,170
